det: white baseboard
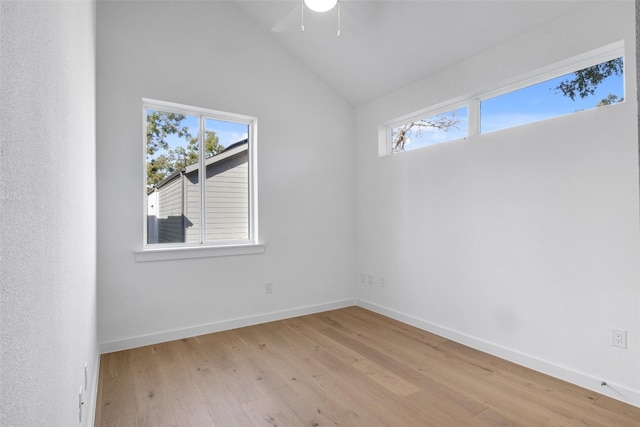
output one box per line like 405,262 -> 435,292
99,298 -> 356,354
356,298 -> 640,408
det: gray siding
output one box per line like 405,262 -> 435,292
149,144 -> 249,245
156,175 -> 185,243
205,151 -> 248,241
185,173 -> 201,243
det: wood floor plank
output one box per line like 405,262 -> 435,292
98,413 -> 139,427
242,396 -> 300,427
322,312 -> 616,423
195,365 -> 255,427
312,316 -> 498,423
130,363 -> 180,427
95,307 -> 640,427
97,351 -> 138,423
595,395 -> 640,420
263,318 -> 432,426
350,356 -> 421,397
312,312 -> 510,425
276,344 -> 397,426
310,350 -> 430,426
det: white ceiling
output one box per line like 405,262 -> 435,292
233,0 -> 591,106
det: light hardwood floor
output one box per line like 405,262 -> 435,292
95,306 -> 640,426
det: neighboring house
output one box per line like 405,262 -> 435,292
147,139 -> 249,244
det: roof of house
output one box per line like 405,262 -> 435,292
152,139 -> 249,192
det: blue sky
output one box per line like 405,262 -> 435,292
147,112 -> 249,156
186,116 -> 249,148
481,66 -> 624,133
146,111 -> 250,163
397,58 -> 625,152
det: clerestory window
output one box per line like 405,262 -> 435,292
480,56 -> 624,133
381,42 -> 624,156
390,106 -> 468,154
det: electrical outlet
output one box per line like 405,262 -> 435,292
612,328 -> 627,349
367,274 -> 373,285
265,282 -> 273,294
379,276 -> 385,288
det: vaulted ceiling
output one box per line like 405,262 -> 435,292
233,1 -> 591,106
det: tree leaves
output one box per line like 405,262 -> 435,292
146,111 -> 191,156
554,58 -> 623,101
596,93 -> 623,107
146,112 -> 224,190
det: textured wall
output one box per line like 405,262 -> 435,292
0,1 -> 99,425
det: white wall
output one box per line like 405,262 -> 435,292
0,1 -> 99,425
97,1 -> 355,350
355,2 -> 640,406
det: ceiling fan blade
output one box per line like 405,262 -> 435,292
271,4 -> 302,33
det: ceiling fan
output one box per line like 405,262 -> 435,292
271,0 -> 363,37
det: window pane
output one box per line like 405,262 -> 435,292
481,57 -> 624,133
203,118 -> 250,242
391,106 -> 467,153
146,110 -> 200,244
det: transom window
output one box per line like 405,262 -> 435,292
390,106 -> 468,154
143,99 -> 258,248
481,56 -> 624,133
382,42 -> 624,156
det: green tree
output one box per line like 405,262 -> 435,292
204,131 -> 224,157
146,111 -> 191,156
596,93 -> 624,107
189,130 -> 225,160
554,58 -> 623,101
146,154 -> 173,191
146,111 -> 193,190
146,112 -> 226,190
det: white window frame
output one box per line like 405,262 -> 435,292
380,40 -> 625,157
136,99 -> 263,262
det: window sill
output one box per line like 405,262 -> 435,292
135,243 -> 265,262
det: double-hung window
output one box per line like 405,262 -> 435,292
141,99 -> 259,258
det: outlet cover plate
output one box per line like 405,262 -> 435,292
612,328 -> 627,349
